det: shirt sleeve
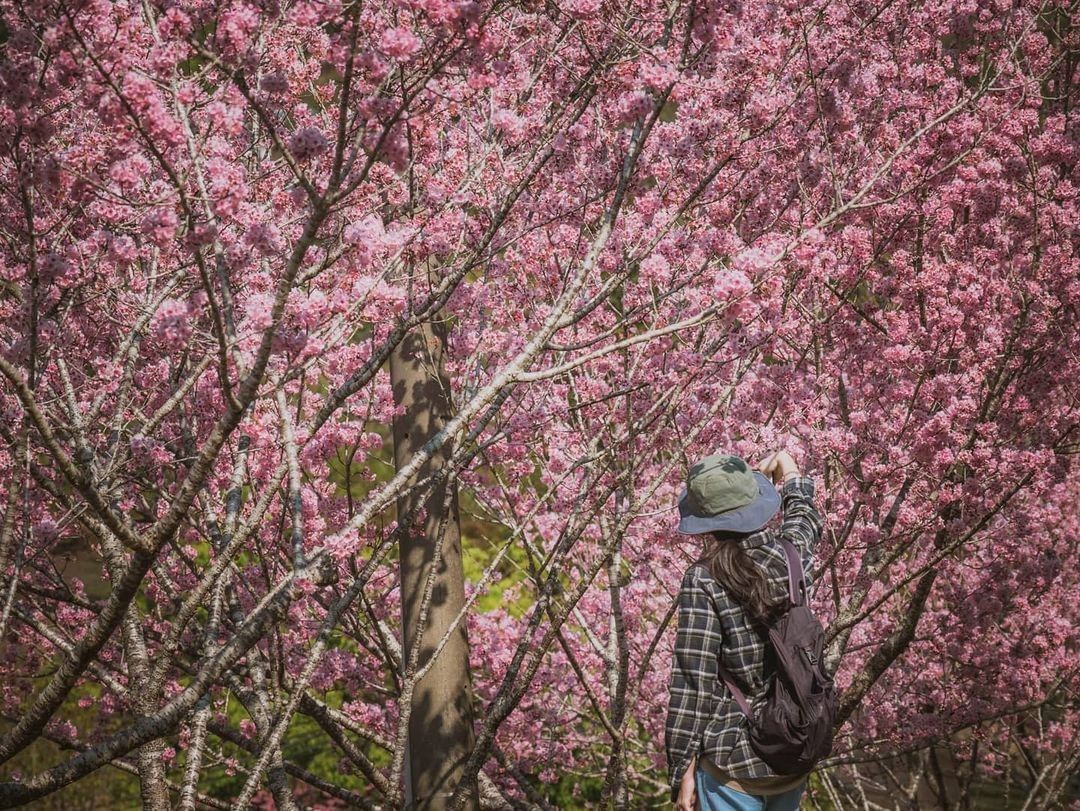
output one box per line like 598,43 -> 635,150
665,565 -> 721,803
779,474 -> 824,578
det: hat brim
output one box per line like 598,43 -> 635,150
676,470 -> 781,535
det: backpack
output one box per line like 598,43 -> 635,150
716,538 -> 837,775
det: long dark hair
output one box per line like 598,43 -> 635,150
699,530 -> 785,628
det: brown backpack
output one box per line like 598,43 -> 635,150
717,538 -> 837,774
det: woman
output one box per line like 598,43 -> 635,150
665,450 -> 824,811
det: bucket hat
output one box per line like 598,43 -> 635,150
676,453 -> 780,535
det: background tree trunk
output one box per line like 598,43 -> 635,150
390,305 -> 480,811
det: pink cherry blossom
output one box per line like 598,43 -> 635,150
379,27 -> 422,61
0,0 -> 1076,808
289,126 -> 330,161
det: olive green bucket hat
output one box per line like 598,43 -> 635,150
676,453 -> 780,535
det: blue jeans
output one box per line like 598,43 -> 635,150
694,766 -> 805,811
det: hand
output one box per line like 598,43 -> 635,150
675,758 -> 697,810
757,450 -> 799,485
675,776 -> 697,811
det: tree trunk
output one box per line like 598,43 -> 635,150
390,308 -> 479,811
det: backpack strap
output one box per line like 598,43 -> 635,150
779,538 -> 807,607
716,662 -> 754,719
711,541 -> 808,718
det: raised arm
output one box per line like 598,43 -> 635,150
758,451 -> 824,574
779,473 -> 824,574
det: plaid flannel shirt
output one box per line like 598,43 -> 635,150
664,474 -> 824,804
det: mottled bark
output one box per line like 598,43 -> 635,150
391,303 -> 479,811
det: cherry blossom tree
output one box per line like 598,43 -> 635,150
815,684 -> 1080,809
0,0 -> 1077,807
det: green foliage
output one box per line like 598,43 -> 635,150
540,770 -> 606,808
459,487 -> 534,618
280,712 -> 370,795
807,772 -> 834,809
0,682 -> 141,810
